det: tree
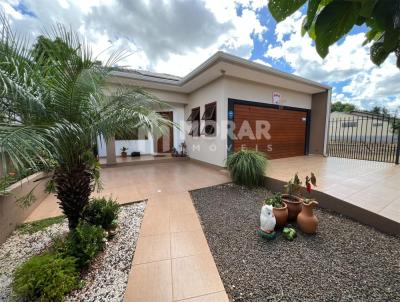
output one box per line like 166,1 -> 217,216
370,105 -> 389,116
0,16 -> 172,228
31,35 -> 77,65
268,0 -> 400,68
331,101 -> 357,113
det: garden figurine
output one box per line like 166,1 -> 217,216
257,204 -> 277,240
260,204 -> 276,233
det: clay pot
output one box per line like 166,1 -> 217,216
297,200 -> 319,234
273,203 -> 288,227
121,151 -> 127,158
281,194 -> 302,220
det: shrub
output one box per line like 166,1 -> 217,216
13,253 -> 78,302
284,173 -> 303,197
226,150 -> 267,187
265,193 -> 284,208
64,222 -> 105,268
82,197 -> 120,230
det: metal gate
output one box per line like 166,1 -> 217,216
328,113 -> 400,164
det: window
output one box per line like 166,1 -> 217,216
341,121 -> 358,128
188,107 -> 200,136
202,102 -> 216,120
201,102 -> 217,136
187,107 -> 200,122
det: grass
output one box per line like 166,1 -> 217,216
226,149 -> 267,187
18,215 -> 66,234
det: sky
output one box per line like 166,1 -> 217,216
2,0 -> 399,112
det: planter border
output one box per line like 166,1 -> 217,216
0,172 -> 50,244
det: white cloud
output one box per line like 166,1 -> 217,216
2,0 -> 268,76
265,12 -> 400,112
253,58 -> 271,67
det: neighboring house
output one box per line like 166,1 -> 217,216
100,52 -> 331,167
329,111 -> 397,142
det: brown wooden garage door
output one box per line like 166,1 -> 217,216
233,104 -> 308,159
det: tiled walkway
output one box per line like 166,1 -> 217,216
26,160 -> 230,222
25,160 -> 230,301
268,155 -> 400,224
24,156 -> 400,301
124,192 -> 228,302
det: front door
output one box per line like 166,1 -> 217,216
157,112 -> 174,153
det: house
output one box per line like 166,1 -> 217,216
99,52 -> 332,167
329,111 -> 397,142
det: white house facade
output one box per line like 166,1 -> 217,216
100,52 -> 332,167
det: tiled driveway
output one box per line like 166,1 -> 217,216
26,160 -> 231,302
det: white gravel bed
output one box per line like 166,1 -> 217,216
66,201 -> 146,302
0,218 -> 69,301
0,201 -> 146,302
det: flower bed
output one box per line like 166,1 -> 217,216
191,184 -> 400,301
0,201 -> 146,302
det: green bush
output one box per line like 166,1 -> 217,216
82,197 -> 120,230
13,253 -> 78,302
64,222 -> 105,268
265,193 -> 284,208
226,149 -> 267,187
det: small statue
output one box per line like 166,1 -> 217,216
260,204 -> 276,233
257,205 -> 277,240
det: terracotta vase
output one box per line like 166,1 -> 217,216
273,202 -> 288,227
281,194 -> 302,220
297,200 -> 319,234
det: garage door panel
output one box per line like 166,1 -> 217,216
233,104 -> 307,159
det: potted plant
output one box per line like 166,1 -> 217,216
297,174 -> 319,234
282,173 -> 303,220
264,193 -> 288,227
121,147 -> 128,158
180,142 -> 187,157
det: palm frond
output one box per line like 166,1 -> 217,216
0,124 -> 55,174
92,88 -> 175,141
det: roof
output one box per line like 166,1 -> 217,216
111,67 -> 182,82
109,51 -> 331,94
332,111 -> 391,119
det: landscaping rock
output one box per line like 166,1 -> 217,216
65,201 -> 145,302
191,184 -> 400,302
0,218 -> 68,301
0,201 -> 146,302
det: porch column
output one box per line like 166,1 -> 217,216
309,90 -> 331,156
106,136 -> 117,165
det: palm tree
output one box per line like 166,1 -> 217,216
0,16 -> 172,228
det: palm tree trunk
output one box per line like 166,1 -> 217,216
54,164 -> 93,229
